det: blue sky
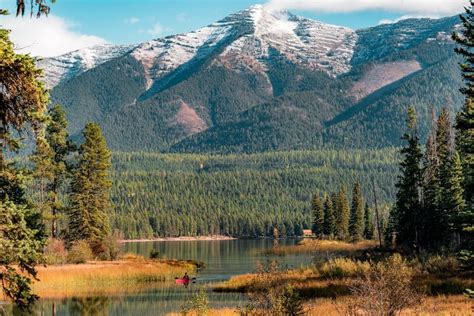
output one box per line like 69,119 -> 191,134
0,0 -> 466,56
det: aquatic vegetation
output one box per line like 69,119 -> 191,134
261,239 -> 377,256
29,257 -> 197,298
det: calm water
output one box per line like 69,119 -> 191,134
31,239 -> 313,315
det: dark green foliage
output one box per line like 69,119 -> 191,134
363,203 -> 374,240
349,181 -> 364,241
0,24 -> 47,310
67,123 -> 112,256
453,2 -> 474,218
45,104 -> 76,237
443,152 -> 467,235
323,194 -> 336,238
311,193 -> 324,237
0,201 -> 45,310
335,187 -> 350,241
109,149 -> 397,239
393,107 -> 423,249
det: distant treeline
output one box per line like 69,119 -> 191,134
109,149 -> 399,239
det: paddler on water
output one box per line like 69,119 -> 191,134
183,272 -> 190,288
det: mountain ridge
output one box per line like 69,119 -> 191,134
41,6 -> 463,153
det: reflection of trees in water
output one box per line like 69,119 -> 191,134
69,297 -> 110,316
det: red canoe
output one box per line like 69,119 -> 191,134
175,278 -> 190,284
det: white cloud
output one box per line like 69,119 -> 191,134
124,17 -> 140,25
1,15 -> 108,57
145,22 -> 171,36
176,12 -> 188,22
265,0 -> 465,16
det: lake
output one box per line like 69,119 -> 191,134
32,239 -> 313,315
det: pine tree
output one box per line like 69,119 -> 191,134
349,181 -> 364,241
68,123 -> 112,257
45,104 -> 76,238
30,132 -> 54,236
421,110 -> 439,243
0,20 -> 47,310
311,193 -> 324,237
323,194 -> 335,238
335,186 -> 350,240
453,2 -> 474,212
443,152 -> 467,242
393,107 -> 423,250
422,108 -> 453,248
363,203 -> 374,240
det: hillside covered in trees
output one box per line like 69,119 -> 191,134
109,149 -> 398,238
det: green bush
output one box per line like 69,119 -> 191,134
67,241 -> 93,264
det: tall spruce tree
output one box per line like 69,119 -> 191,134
311,193 -> 324,237
394,107 -> 423,250
363,203 -> 374,240
453,3 -> 474,233
323,194 -> 335,238
335,186 -> 350,240
421,110 -> 439,243
0,19 -> 47,310
45,105 -> 75,238
349,181 -> 364,241
425,108 -> 453,247
442,152 -> 467,243
68,123 -> 112,256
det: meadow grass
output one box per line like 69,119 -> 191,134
30,254 -> 197,298
262,239 -> 378,256
213,256 -> 473,299
166,296 -> 472,316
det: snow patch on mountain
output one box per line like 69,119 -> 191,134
38,44 -> 135,88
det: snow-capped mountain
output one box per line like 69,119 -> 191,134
38,44 -> 135,88
40,5 -> 358,88
44,5 -> 461,153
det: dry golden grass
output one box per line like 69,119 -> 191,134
30,255 -> 196,298
166,308 -> 238,316
263,239 -> 377,256
166,296 -> 472,316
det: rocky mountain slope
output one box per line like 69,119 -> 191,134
41,5 -> 463,152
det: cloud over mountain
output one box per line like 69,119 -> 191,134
265,0 -> 465,16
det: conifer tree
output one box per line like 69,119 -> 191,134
363,203 -> 374,240
335,186 -> 350,240
45,105 -> 75,238
442,152 -> 467,240
453,2 -> 474,211
0,19 -> 47,309
421,110 -> 439,240
323,194 -> 335,238
311,193 -> 324,237
349,181 -> 364,241
393,107 -> 423,250
67,123 -> 112,257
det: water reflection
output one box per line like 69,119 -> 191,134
31,239 -> 311,315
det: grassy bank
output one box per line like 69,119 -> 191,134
213,255 -> 473,298
30,255 -> 198,298
261,239 -> 378,256
178,296 -> 472,316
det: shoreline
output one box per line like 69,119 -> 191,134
120,235 -> 237,243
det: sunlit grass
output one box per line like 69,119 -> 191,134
262,239 -> 378,256
30,254 -> 197,298
166,296 -> 472,316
